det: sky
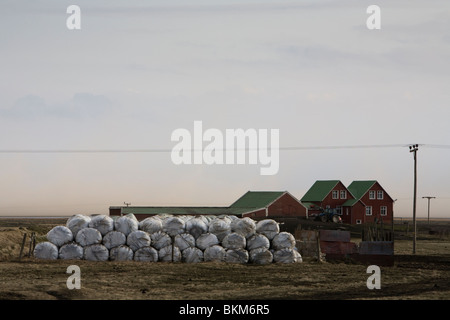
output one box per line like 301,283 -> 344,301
1,0 -> 450,218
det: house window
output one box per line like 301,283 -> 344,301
380,206 -> 387,216
377,190 -> 384,200
356,219 -> 362,224
340,190 -> 347,199
366,206 -> 372,216
332,190 -> 339,199
336,206 -> 342,214
369,191 -> 376,200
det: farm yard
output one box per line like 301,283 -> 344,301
0,216 -> 449,301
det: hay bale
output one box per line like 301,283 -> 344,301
249,248 -> 273,265
59,243 -> 84,260
103,231 -> 127,249
89,215 -> 114,236
272,232 -> 296,250
34,241 -> 59,260
115,214 -> 139,236
204,245 -> 226,262
162,216 -> 186,237
110,245 -> 134,261
75,227 -> 102,247
273,248 -> 302,263
47,226 -> 73,247
150,231 -> 172,250
225,248 -> 249,264
230,217 -> 256,239
208,217 -> 231,242
185,217 -> 208,239
158,245 -> 181,262
127,230 -> 151,252
195,233 -> 219,251
139,217 -> 163,234
246,233 -> 270,251
134,246 -> 159,262
84,244 -> 109,261
66,214 -> 91,237
255,219 -> 280,240
182,247 -> 204,263
222,232 -> 246,250
174,233 -> 196,251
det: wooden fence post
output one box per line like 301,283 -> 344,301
19,233 -> 27,260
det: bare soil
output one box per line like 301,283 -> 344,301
0,217 -> 449,300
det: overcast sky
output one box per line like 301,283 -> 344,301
1,0 -> 450,217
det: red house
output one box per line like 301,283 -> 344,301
301,180 -> 394,225
300,180 -> 354,218
345,180 -> 394,224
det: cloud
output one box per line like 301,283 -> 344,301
1,93 -> 113,120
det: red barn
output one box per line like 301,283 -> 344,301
109,190 -> 307,221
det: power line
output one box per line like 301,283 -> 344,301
0,143 -> 449,154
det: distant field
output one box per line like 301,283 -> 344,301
0,216 -> 449,300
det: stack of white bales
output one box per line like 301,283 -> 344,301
34,213 -> 302,264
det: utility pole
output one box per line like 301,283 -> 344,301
422,196 -> 436,225
409,144 -> 419,254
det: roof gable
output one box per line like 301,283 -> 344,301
300,180 -> 340,202
347,180 -> 377,200
229,191 -> 285,208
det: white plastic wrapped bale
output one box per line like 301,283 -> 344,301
66,214 -> 91,238
195,233 -> 219,251
246,233 -> 270,251
150,231 -> 172,250
162,216 -> 186,237
134,246 -> 159,262
114,214 -> 139,236
127,230 -> 151,252
110,245 -> 134,261
230,217 -> 256,239
255,219 -> 280,240
158,245 -> 181,262
84,244 -> 109,261
59,243 -> 84,260
225,248 -> 249,264
47,226 -> 74,247
139,217 -> 163,234
249,248 -> 273,265
182,247 -> 204,263
271,231 -> 296,250
204,245 -> 226,262
102,231 -> 127,249
75,227 -> 102,247
89,215 -> 114,236
222,232 -> 246,250
34,241 -> 59,260
185,217 -> 208,239
174,233 -> 196,251
208,217 -> 231,242
273,248 -> 302,263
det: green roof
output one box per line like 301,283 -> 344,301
342,199 -> 360,207
229,191 -> 285,208
347,180 -> 377,200
300,180 -> 340,202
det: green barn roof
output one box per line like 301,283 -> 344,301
300,180 -> 340,202
229,191 -> 285,208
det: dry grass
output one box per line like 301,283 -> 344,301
0,217 -> 449,300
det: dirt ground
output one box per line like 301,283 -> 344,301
0,217 -> 449,301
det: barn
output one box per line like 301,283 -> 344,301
109,191 -> 307,221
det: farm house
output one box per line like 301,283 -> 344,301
109,191 -> 308,221
300,180 -> 394,224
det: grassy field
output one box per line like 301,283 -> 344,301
0,217 -> 449,301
